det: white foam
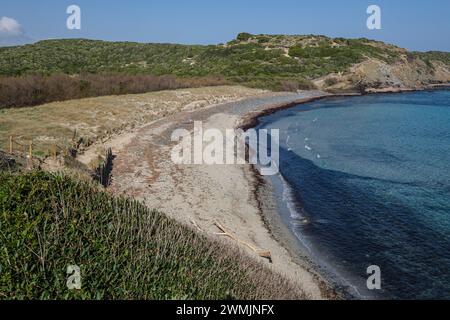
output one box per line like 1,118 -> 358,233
275,166 -> 368,299
278,172 -> 303,221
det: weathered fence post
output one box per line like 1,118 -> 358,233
51,144 -> 57,160
93,148 -> 113,187
29,140 -> 33,159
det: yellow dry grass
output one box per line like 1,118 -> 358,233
0,86 -> 264,156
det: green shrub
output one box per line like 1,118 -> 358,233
236,32 -> 253,42
324,77 -> 339,87
0,171 -> 304,300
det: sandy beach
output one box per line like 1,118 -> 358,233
78,89 -> 338,299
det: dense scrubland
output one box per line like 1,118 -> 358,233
0,34 -> 435,78
1,33 -> 449,109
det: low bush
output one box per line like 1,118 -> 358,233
0,171 -> 304,300
0,74 -> 228,109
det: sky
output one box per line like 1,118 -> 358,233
0,0 -> 449,51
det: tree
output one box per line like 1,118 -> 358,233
237,33 -> 253,42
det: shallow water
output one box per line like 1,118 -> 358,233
257,90 -> 450,299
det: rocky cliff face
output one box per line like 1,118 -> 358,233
314,55 -> 450,93
234,33 -> 450,92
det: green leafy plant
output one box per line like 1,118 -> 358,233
0,171 -> 305,300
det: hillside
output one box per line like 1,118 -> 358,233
0,171 -> 305,300
1,33 -> 449,94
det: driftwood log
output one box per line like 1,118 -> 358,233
214,221 -> 272,262
189,219 -> 272,262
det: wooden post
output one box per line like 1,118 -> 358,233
29,140 -> 33,159
9,136 -> 13,154
51,144 -> 57,160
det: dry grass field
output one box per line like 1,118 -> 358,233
0,86 -> 265,157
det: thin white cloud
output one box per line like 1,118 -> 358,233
0,17 -> 24,38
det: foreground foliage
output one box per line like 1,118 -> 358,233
0,171 -> 304,300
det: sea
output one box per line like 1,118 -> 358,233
256,90 -> 450,299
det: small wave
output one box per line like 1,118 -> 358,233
274,161 -> 372,300
279,173 -> 304,221
292,229 -> 312,254
285,135 -> 293,152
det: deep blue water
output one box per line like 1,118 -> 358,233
257,90 -> 450,299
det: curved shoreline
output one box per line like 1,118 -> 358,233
248,162 -> 343,299
235,94 -> 349,299
240,87 -> 450,300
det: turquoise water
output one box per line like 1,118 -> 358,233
257,90 -> 450,299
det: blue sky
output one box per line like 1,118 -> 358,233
1,0 -> 449,51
